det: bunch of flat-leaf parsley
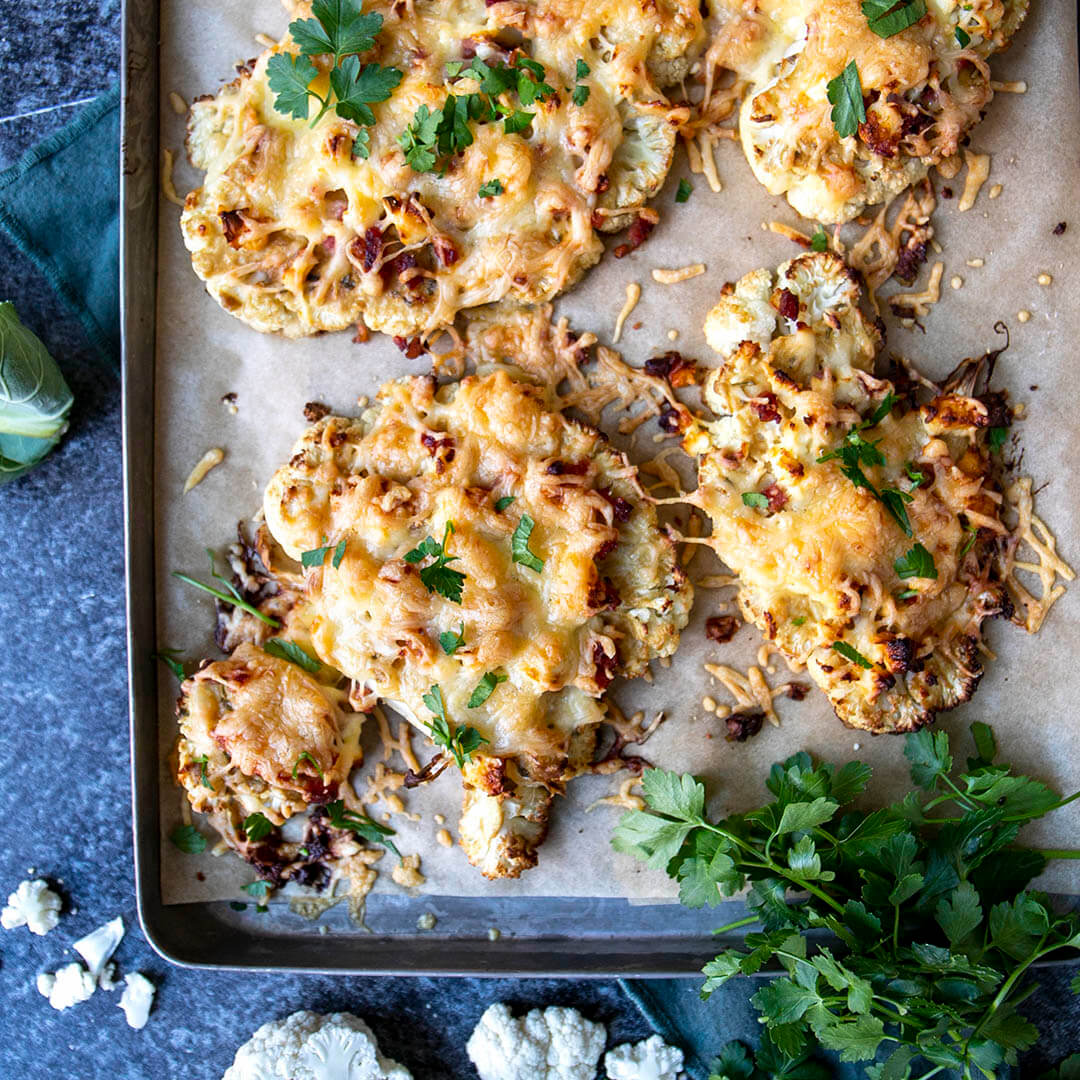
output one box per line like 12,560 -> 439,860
613,723 -> 1080,1078
267,0 -> 402,157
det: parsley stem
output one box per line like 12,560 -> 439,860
711,914 -> 760,936
1029,848 -> 1080,859
172,572 -> 280,627
310,93 -> 334,128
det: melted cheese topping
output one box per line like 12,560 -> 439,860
685,252 -> 1016,732
182,0 -> 703,337
703,0 -> 1026,222
265,368 -> 693,769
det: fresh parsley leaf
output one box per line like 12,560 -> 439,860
955,25 -> 971,47
571,84 -> 590,106
896,588 -> 918,600
810,226 -> 829,252
446,60 -> 463,78
904,460 -> 926,484
494,495 -> 516,511
242,812 -> 273,842
263,638 -> 321,673
642,768 -> 706,821
242,880 -> 272,900
405,521 -> 466,602
292,0 -> 385,60
988,425 -> 1008,453
478,178 -> 504,197
880,487 -> 914,536
398,104 -> 442,172
894,542 -> 937,580
742,492 -> 769,509
861,0 -> 926,38
170,824 -> 206,854
468,670 -> 507,708
439,622 -> 465,655
865,391 -> 897,428
904,728 -> 952,789
511,514 -> 544,573
832,641 -> 873,669
302,538 -> 348,568
503,109 -> 534,135
576,58 -> 590,79
155,648 -> 188,681
331,55 -> 402,126
422,684 -> 488,766
267,52 -> 321,120
292,751 -> 325,781
826,61 -> 866,139
192,754 -> 213,790
324,799 -> 400,857
791,616 -> 807,626
675,178 -> 693,203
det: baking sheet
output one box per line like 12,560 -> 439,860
155,0 -> 1080,908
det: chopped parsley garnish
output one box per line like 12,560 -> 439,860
955,24 -> 971,47
675,179 -> 693,203
267,0 -> 402,144
571,84 -> 590,107
861,0 -> 926,38
988,425 -> 1008,453
292,751 -> 325,781
502,109 -> 535,135
193,754 -> 213,790
959,523 -> 979,557
301,538 -> 347,569
170,824 -> 207,854
173,550 -> 281,628
880,487 -> 914,537
422,684 -> 488,767
324,799 -> 400,857
510,514 -> 544,573
242,813 -> 273,842
404,521 -> 466,602
904,461 -> 926,485
478,178 -> 504,197
810,226 -> 829,252
439,622 -> 466,655
468,671 -> 507,708
826,60 -> 866,139
791,616 -> 807,626
894,541 -> 937,580
242,880 -> 271,900
494,495 -> 516,512
741,492 -> 769,509
865,391 -> 897,427
263,638 -> 322,673
896,588 -> 919,600
832,640 -> 874,669
575,59 -> 590,80
154,648 -> 188,681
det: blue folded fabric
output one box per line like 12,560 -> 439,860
0,85 -> 120,366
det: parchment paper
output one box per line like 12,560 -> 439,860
155,0 -> 1080,906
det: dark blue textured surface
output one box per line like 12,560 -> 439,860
0,3 -> 1077,1078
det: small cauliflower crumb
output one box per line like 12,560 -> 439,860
950,275 -> 963,290
416,912 -> 437,931
433,813 -> 445,826
1018,310 -> 1032,323
1038,273 -> 1053,286
666,329 -> 678,341
604,1035 -> 685,1080
2,879 -> 61,936
38,962 -> 96,1011
488,927 -> 501,942
118,972 -> 156,1030
467,1003 -> 606,1080
966,257 -> 985,268
702,696 -> 717,713
988,183 -> 1002,199
436,828 -> 453,848
391,854 -> 425,889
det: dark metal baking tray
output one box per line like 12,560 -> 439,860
119,0 -> 746,976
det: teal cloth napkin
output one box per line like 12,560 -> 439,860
0,86 -> 121,365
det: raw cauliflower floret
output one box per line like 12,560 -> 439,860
604,1035 -> 685,1079
223,1010 -> 411,1080
467,1003 -> 606,1080
118,972 -> 156,1030
2,879 -> 61,935
37,963 -> 96,1011
703,267 -> 776,358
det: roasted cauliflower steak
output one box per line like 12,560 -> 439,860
684,251 -> 1013,733
704,0 -> 1027,222
263,366 -> 693,876
181,0 -> 703,338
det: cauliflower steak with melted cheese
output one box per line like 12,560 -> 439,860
181,0 -> 703,338
263,367 -> 693,876
705,0 -> 1026,222
684,252 -> 1014,733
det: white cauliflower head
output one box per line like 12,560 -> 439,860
467,1003 -> 606,1080
118,972 -> 156,1030
604,1035 -> 685,1079
37,962 -> 96,1011
2,879 -> 61,935
703,267 -> 776,359
223,1010 -> 412,1080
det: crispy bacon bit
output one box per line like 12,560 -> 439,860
393,335 -> 426,359
596,174 -> 610,194
432,235 -> 459,266
303,401 -> 331,423
598,487 -> 633,523
420,431 -> 454,460
777,289 -> 799,321
356,226 -> 383,272
705,615 -> 740,644
751,392 -> 781,423
219,210 -> 246,246
1054,221 -> 1067,235
353,321 -> 370,344
587,576 -> 621,612
894,239 -> 928,285
644,350 -> 697,388
785,682 -> 811,701
941,186 -> 953,199
546,460 -> 589,476
614,214 -> 656,258
592,641 -> 618,690
726,708 -> 765,742
762,482 -> 787,512
591,210 -> 605,230
657,403 -> 687,434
